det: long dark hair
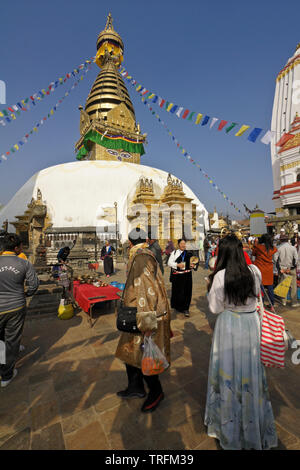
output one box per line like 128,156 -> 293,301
258,234 -> 273,253
208,234 -> 256,305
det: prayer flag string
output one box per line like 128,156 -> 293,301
140,94 -> 245,215
119,66 -> 277,147
0,58 -> 95,127
0,66 -> 92,163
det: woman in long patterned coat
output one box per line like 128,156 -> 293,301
115,228 -> 171,413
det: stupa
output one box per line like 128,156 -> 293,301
0,14 -> 208,265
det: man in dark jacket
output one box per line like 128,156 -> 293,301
147,232 -> 164,275
0,233 -> 39,387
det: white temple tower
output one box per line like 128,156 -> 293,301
271,43 -> 300,216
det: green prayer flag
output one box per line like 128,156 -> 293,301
188,112 -> 196,121
226,122 -> 237,133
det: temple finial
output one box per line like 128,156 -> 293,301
105,13 -> 114,31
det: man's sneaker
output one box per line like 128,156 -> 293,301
117,388 -> 146,399
1,369 -> 18,388
282,299 -> 287,306
291,303 -> 300,308
19,345 -> 25,353
184,310 -> 190,317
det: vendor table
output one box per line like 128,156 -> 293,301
73,281 -> 121,326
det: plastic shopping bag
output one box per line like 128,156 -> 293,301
141,335 -> 169,376
0,340 -> 6,364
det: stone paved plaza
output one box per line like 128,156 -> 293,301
0,264 -> 300,450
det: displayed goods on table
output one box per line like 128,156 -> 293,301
73,275 -> 109,287
73,280 -> 120,314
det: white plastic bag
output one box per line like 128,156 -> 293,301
0,340 -> 6,364
141,335 -> 169,376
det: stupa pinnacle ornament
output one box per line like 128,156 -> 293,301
75,13 -> 146,164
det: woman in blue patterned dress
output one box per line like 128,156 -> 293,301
204,234 -> 277,450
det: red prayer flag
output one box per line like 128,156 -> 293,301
159,99 -> 165,108
8,107 -> 14,113
218,120 -> 228,131
182,109 -> 190,119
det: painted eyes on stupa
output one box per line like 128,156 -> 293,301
106,149 -> 132,160
120,152 -> 131,159
107,149 -> 119,156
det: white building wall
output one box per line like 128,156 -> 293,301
271,47 -> 300,208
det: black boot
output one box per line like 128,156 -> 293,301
141,374 -> 164,412
117,364 -> 146,399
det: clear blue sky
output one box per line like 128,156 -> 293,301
0,0 -> 299,218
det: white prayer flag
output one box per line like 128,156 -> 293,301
176,107 -> 184,118
261,130 -> 276,145
210,117 -> 219,128
1,155 -> 7,160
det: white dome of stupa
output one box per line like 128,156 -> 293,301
0,160 -> 208,242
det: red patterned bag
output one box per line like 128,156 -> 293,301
257,293 -> 285,368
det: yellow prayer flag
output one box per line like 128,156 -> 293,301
33,127 -> 37,132
14,144 -> 19,150
195,113 -> 203,125
167,103 -> 174,112
50,109 -> 54,115
0,112 -> 3,117
148,93 -> 155,99
11,114 -> 16,120
235,125 -> 250,137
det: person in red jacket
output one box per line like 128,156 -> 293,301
252,234 -> 277,310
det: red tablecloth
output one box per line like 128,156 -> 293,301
73,282 -> 120,313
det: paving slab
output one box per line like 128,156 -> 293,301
0,264 -> 300,450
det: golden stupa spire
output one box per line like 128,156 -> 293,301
75,14 -> 146,164
84,14 -> 132,120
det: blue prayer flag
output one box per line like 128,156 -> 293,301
201,116 -> 210,126
170,105 -> 178,114
248,128 -> 263,143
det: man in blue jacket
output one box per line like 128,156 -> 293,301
0,233 -> 39,387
